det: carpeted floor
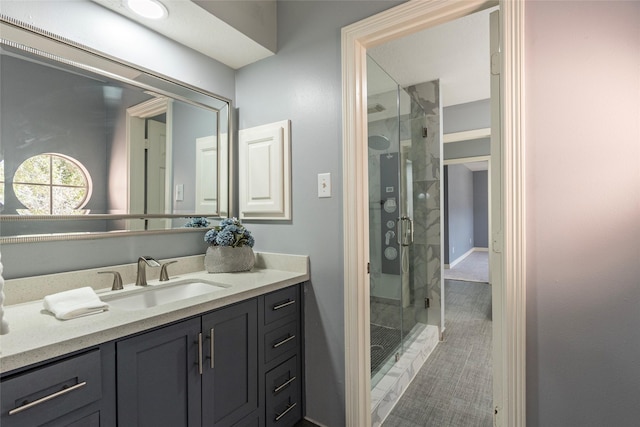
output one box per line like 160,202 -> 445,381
383,279 -> 493,427
443,251 -> 489,283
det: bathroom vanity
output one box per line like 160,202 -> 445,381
0,253 -> 308,427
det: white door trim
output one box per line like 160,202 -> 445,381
340,0 -> 526,425
126,97 -> 173,226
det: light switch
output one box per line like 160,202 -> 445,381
175,184 -> 184,201
318,173 -> 331,198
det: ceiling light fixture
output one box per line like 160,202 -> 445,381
125,0 -> 168,20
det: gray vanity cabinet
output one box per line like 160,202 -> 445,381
116,298 -> 258,427
201,299 -> 258,427
0,284 -> 302,427
0,344 -> 116,427
261,285 -> 303,426
116,318 -> 203,427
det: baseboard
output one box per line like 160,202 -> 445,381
449,247 -> 475,268
449,246 -> 488,268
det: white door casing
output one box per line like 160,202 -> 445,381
126,97 -> 173,230
341,1 -> 526,426
146,119 -> 169,229
489,8 -> 505,423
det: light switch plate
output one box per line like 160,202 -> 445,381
318,173 -> 331,198
175,184 -> 184,201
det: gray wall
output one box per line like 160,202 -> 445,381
473,170 -> 488,248
525,1 -> 640,425
443,137 -> 490,160
444,164 -> 474,264
443,99 -> 490,134
443,99 -> 491,160
0,1 -> 236,279
235,2 -> 401,425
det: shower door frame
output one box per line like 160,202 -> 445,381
367,83 -> 428,384
341,0 -> 526,426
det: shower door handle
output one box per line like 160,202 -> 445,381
397,216 -> 414,246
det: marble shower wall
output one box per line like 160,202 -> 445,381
405,80 -> 441,329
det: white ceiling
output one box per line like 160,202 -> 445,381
91,0 -> 274,69
464,160 -> 489,171
368,7 -> 497,107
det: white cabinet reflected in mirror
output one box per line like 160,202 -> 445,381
0,17 -> 231,242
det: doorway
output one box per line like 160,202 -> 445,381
341,1 -> 526,426
444,157 -> 491,284
126,97 -> 173,231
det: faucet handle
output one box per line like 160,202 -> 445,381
99,271 -> 124,291
159,261 -> 178,282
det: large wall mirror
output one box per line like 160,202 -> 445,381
0,17 -> 231,243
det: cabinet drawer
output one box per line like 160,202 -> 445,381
264,320 -> 298,364
265,357 -> 302,427
1,350 -> 102,427
264,286 -> 299,326
265,356 -> 299,406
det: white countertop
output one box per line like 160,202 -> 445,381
0,252 -> 309,374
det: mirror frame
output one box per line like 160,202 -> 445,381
0,15 -> 234,244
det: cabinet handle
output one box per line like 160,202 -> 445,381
209,328 -> 215,369
273,334 -> 296,348
9,381 -> 87,415
272,300 -> 295,311
274,376 -> 297,393
274,402 -> 297,422
197,333 -> 203,375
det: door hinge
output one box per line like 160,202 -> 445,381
424,298 -> 430,308
367,262 -> 370,274
492,230 -> 503,253
491,51 -> 501,75
493,405 -> 501,426
144,138 -> 150,149
422,127 -> 428,138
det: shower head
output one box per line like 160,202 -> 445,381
368,135 -> 390,150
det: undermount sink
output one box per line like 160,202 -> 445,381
103,279 -> 229,311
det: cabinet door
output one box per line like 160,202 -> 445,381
202,299 -> 258,427
117,318 -> 202,427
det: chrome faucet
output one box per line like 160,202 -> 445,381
136,256 -> 160,287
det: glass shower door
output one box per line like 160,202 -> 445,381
367,56 -> 403,385
368,56 -> 430,387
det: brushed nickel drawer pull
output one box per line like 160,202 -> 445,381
274,376 -> 297,393
9,381 -> 87,415
197,333 -> 203,375
272,300 -> 295,310
273,334 -> 295,348
275,402 -> 297,421
209,328 -> 215,369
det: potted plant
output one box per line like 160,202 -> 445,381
203,217 -> 255,273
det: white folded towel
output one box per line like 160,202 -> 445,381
43,287 -> 109,320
